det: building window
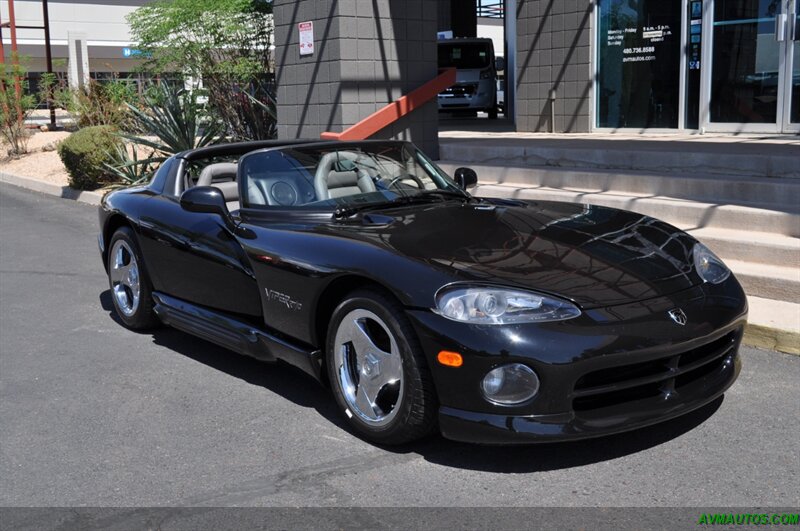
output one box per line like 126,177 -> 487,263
596,0 -> 682,128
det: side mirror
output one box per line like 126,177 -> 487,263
180,186 -> 237,232
454,167 -> 478,190
495,56 -> 506,72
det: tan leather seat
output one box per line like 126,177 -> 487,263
314,152 -> 376,200
196,162 -> 240,211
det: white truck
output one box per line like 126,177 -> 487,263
437,38 -> 502,119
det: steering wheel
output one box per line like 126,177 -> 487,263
387,173 -> 425,191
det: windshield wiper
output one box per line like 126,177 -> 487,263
417,189 -> 476,201
333,191 -> 471,219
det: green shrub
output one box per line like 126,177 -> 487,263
58,126 -> 122,190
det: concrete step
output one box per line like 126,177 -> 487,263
472,183 -> 800,237
725,260 -> 800,303
686,228 -> 800,267
440,138 -> 800,179
438,163 -> 800,212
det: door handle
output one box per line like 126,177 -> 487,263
775,13 -> 788,41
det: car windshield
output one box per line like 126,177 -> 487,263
438,43 -> 492,69
238,142 -> 464,211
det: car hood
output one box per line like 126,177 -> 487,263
325,199 -> 700,309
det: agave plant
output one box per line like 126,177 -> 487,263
124,82 -> 224,163
103,142 -> 156,187
205,77 -> 277,141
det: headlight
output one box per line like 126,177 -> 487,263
434,285 -> 581,325
693,243 -> 730,284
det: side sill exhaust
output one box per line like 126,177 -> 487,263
152,292 -> 323,381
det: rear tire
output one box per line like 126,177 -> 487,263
107,227 -> 160,330
326,288 -> 437,445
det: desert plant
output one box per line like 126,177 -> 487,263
124,82 -> 224,162
0,56 -> 37,156
103,142 -> 156,186
206,78 -> 277,140
55,79 -> 139,129
58,125 -> 122,190
127,0 -> 277,140
127,0 -> 272,82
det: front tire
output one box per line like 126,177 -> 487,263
107,227 -> 159,330
326,289 -> 437,445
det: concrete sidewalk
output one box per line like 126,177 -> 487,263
1,166 -> 797,355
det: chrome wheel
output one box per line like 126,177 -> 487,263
333,309 -> 404,426
109,239 -> 141,317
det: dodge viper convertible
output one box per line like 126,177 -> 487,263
98,139 -> 747,445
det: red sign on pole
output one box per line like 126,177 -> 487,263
298,21 -> 314,56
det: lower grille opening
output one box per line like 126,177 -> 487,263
678,332 -> 735,368
573,383 -> 663,412
575,358 -> 668,390
572,329 -> 740,415
675,354 -> 730,389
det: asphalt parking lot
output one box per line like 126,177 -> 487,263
1,182 -> 798,508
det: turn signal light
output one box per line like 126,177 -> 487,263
437,351 -> 463,368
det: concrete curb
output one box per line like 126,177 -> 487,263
743,324 -> 800,356
0,171 -> 104,206
1,170 -> 797,356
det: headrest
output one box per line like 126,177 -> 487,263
327,170 -> 359,188
333,159 -> 357,172
197,162 -> 238,187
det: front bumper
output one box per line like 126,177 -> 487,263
438,82 -> 494,111
438,350 -> 740,444
405,279 -> 747,444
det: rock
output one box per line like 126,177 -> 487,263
39,125 -> 49,132
42,142 -> 58,152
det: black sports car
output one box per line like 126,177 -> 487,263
98,139 -> 746,445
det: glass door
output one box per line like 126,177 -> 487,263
703,0 -> 799,132
782,0 -> 800,131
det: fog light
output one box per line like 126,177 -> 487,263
481,363 -> 540,405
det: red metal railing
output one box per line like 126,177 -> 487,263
321,68 -> 456,141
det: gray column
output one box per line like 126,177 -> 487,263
67,32 -> 90,90
516,1 -> 594,133
274,0 -> 440,158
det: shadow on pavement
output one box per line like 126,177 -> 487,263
100,289 -> 725,473
99,290 -> 345,429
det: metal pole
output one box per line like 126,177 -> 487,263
0,19 -> 6,64
0,16 -> 8,118
7,0 -> 22,120
42,0 -> 55,128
